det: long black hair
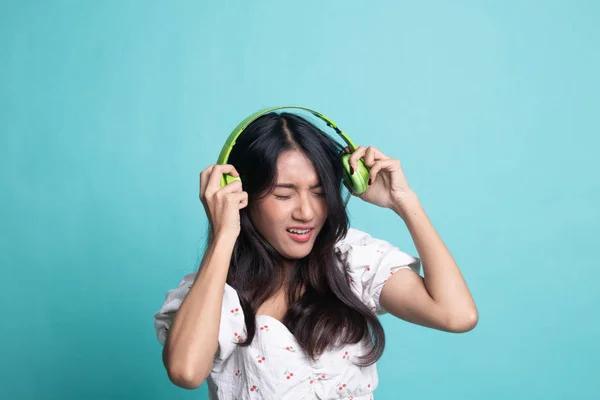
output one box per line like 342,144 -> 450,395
206,111 -> 385,366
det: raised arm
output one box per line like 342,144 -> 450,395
163,235 -> 236,389
381,193 -> 478,333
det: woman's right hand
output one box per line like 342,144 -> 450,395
199,164 -> 248,241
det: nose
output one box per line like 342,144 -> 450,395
292,192 -> 316,222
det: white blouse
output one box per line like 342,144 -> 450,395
154,227 -> 421,399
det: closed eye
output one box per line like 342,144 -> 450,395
273,193 -> 326,200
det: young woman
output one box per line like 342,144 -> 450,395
154,111 -> 478,399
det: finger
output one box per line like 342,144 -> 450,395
371,146 -> 390,160
216,179 -> 243,196
206,164 -> 241,197
199,164 -> 216,200
368,159 -> 396,185
237,191 -> 249,209
365,146 -> 391,167
364,146 -> 376,168
222,191 -> 248,210
339,146 -> 352,155
348,145 -> 367,174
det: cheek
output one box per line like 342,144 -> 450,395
316,201 -> 329,219
257,200 -> 290,227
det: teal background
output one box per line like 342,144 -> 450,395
1,0 -> 598,399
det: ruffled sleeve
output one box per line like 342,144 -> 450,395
153,272 -> 246,365
335,227 -> 422,315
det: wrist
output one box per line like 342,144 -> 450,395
212,231 -> 239,247
391,192 -> 422,219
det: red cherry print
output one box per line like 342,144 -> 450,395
264,325 -> 268,328
367,266 -> 371,271
310,380 -> 314,384
258,360 -> 262,363
286,376 -> 290,380
368,384 -> 371,388
235,307 -> 239,311
322,375 -> 326,378
339,387 -> 343,391
290,373 -> 293,376
343,384 -> 346,387
231,309 -> 234,313
262,357 -> 265,360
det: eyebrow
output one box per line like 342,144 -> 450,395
275,183 -> 323,189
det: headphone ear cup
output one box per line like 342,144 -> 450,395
220,173 -> 242,188
341,154 -> 370,195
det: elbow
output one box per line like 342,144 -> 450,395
163,347 -> 210,390
167,366 -> 209,390
166,358 -> 211,390
446,309 -> 479,333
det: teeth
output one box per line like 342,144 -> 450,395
287,229 -> 310,234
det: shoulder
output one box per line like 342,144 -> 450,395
156,271 -> 241,315
335,226 -> 421,274
334,227 -> 391,258
335,227 -> 372,251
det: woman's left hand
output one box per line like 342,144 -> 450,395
342,145 -> 416,209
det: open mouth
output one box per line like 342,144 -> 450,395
286,228 -> 313,242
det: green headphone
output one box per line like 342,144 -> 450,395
217,105 -> 371,195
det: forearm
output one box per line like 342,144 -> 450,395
392,193 -> 478,329
164,235 -> 236,388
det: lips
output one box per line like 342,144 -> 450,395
286,228 -> 313,243
287,226 -> 313,231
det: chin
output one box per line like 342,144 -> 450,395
280,245 -> 314,261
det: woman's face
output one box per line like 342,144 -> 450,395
250,149 -> 328,261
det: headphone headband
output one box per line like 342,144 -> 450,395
216,105 -> 371,195
216,106 -> 357,165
